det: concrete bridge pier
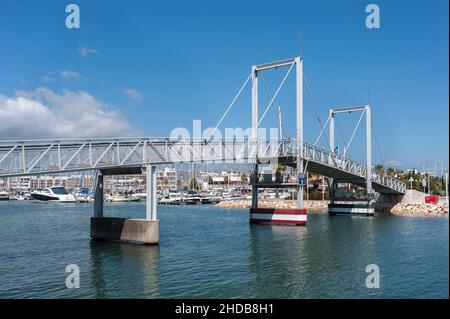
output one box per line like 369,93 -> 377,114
249,163 -> 307,225
90,165 -> 160,245
251,164 -> 259,209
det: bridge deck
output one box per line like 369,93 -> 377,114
0,137 -> 406,194
274,156 -> 404,195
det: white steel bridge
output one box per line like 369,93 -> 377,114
0,137 -> 406,194
0,56 -> 407,203
0,56 -> 408,241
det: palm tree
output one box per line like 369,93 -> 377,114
189,178 -> 199,190
223,175 -> 229,187
386,167 -> 395,177
374,164 -> 384,174
240,173 -> 248,184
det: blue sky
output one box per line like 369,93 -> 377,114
0,0 -> 448,171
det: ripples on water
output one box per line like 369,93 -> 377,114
0,201 -> 448,298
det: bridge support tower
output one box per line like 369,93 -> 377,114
248,56 -> 307,225
327,104 -> 375,216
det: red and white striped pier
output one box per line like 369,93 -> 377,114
249,208 -> 307,226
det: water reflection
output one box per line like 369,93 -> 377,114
248,215 -> 384,298
248,224 -> 309,298
89,240 -> 160,298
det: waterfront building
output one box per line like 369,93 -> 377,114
156,167 -> 177,192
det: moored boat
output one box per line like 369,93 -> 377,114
0,190 -> 9,200
159,192 -> 184,205
30,186 -> 76,203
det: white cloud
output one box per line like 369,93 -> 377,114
0,88 -> 137,139
123,88 -> 142,101
43,73 -> 54,82
78,47 -> 99,57
43,70 -> 85,82
60,70 -> 84,80
386,160 -> 403,168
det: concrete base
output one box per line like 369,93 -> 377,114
249,208 -> 307,225
328,203 -> 374,216
91,217 -> 160,245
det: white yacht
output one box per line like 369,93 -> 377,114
159,192 -> 184,205
31,186 -> 76,203
0,190 -> 9,200
131,189 -> 147,199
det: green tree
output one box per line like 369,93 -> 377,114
374,164 -> 384,173
189,178 -> 199,190
386,167 -> 395,177
224,175 -> 229,186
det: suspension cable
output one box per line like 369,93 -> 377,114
303,74 -> 330,148
342,109 -> 365,158
207,73 -> 252,142
259,73 -> 289,139
314,114 -> 331,145
371,118 -> 385,167
334,116 -> 351,157
257,62 -> 295,127
302,72 -> 336,173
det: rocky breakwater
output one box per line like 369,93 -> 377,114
389,202 -> 449,217
216,199 -> 329,212
216,198 -> 449,217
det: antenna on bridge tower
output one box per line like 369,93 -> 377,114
298,29 -> 303,58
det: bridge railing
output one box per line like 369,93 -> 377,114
301,142 -> 367,177
296,142 -> 406,194
372,173 -> 407,193
0,137 -> 407,193
0,137 -> 288,177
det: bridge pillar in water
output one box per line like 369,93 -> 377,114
90,166 -> 160,245
249,163 -> 307,225
327,179 -> 374,216
251,164 -> 259,209
146,165 -> 157,220
93,172 -> 103,218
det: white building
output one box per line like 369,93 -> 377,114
156,167 -> 177,191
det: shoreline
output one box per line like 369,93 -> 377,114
215,199 -> 449,217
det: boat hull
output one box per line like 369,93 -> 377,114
31,193 -> 76,202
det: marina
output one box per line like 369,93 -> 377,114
0,0 -> 447,303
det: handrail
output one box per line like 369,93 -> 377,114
0,137 -> 407,193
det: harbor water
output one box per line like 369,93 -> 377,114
0,201 -> 448,298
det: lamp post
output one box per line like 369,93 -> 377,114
322,175 -> 325,201
445,170 -> 448,205
435,160 -> 443,177
409,176 -> 414,202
